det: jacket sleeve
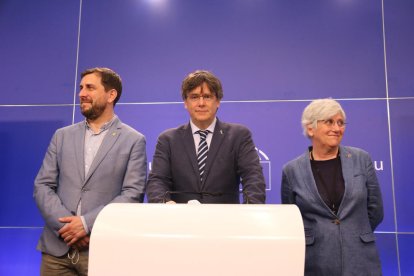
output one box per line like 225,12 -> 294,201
33,130 -> 72,237
281,166 -> 295,204
364,153 -> 384,231
147,133 -> 173,203
237,127 -> 266,204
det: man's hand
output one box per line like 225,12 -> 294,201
73,236 -> 90,251
58,216 -> 87,246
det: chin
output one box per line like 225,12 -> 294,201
329,143 -> 341,148
80,107 -> 91,114
195,116 -> 209,121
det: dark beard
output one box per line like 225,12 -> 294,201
80,102 -> 106,120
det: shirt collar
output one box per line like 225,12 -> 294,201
190,117 -> 217,134
85,115 -> 117,133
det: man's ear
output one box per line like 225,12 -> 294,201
108,89 -> 117,104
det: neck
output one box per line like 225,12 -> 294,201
311,146 -> 339,161
193,118 -> 215,130
87,110 -> 114,133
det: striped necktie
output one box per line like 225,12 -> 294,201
196,130 -> 209,182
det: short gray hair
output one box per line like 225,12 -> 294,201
301,98 -> 346,138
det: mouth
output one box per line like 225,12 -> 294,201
80,102 -> 92,110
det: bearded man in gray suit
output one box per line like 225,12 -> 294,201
34,67 -> 147,275
147,70 -> 265,204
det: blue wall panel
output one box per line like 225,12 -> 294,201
0,0 -> 412,274
399,234 -> 414,275
376,233 -> 399,276
390,99 -> 414,232
384,0 -> 414,98
0,106 -> 74,226
0,0 -> 79,105
77,0 -> 386,103
0,228 -> 42,275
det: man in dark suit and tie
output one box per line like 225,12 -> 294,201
34,67 -> 147,275
147,70 -> 265,204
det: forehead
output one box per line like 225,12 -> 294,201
318,112 -> 343,121
328,113 -> 345,120
80,73 -> 102,85
188,82 -> 212,95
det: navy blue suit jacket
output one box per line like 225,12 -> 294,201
147,119 -> 266,204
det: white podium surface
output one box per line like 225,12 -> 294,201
89,204 -> 305,276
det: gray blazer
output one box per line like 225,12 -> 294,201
147,119 -> 266,204
281,145 -> 383,276
34,117 -> 147,257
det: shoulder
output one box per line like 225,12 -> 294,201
118,122 -> 146,140
157,123 -> 188,139
340,146 -> 374,169
341,145 -> 370,159
218,121 -> 251,135
282,151 -> 308,172
54,121 -> 84,136
110,117 -> 144,141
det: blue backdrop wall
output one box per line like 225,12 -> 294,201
0,0 -> 413,275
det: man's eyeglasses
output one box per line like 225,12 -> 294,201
319,119 -> 346,128
187,94 -> 215,102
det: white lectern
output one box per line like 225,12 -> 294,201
89,204 -> 304,276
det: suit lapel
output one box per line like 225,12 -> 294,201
181,123 -> 200,185
201,120 -> 226,188
298,151 -> 320,201
83,118 -> 121,185
74,123 -> 86,182
298,149 -> 333,215
338,146 -> 353,216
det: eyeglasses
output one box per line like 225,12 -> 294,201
187,94 -> 215,102
319,119 -> 346,128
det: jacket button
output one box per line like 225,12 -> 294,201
332,219 -> 340,225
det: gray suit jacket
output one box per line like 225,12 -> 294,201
147,119 -> 266,204
281,146 -> 383,276
34,117 -> 147,257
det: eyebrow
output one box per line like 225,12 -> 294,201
80,83 -> 96,88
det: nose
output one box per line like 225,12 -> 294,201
197,96 -> 206,105
79,88 -> 87,97
331,123 -> 341,131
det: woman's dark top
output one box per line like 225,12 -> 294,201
310,150 -> 345,215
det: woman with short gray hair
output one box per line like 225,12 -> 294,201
281,98 -> 383,275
